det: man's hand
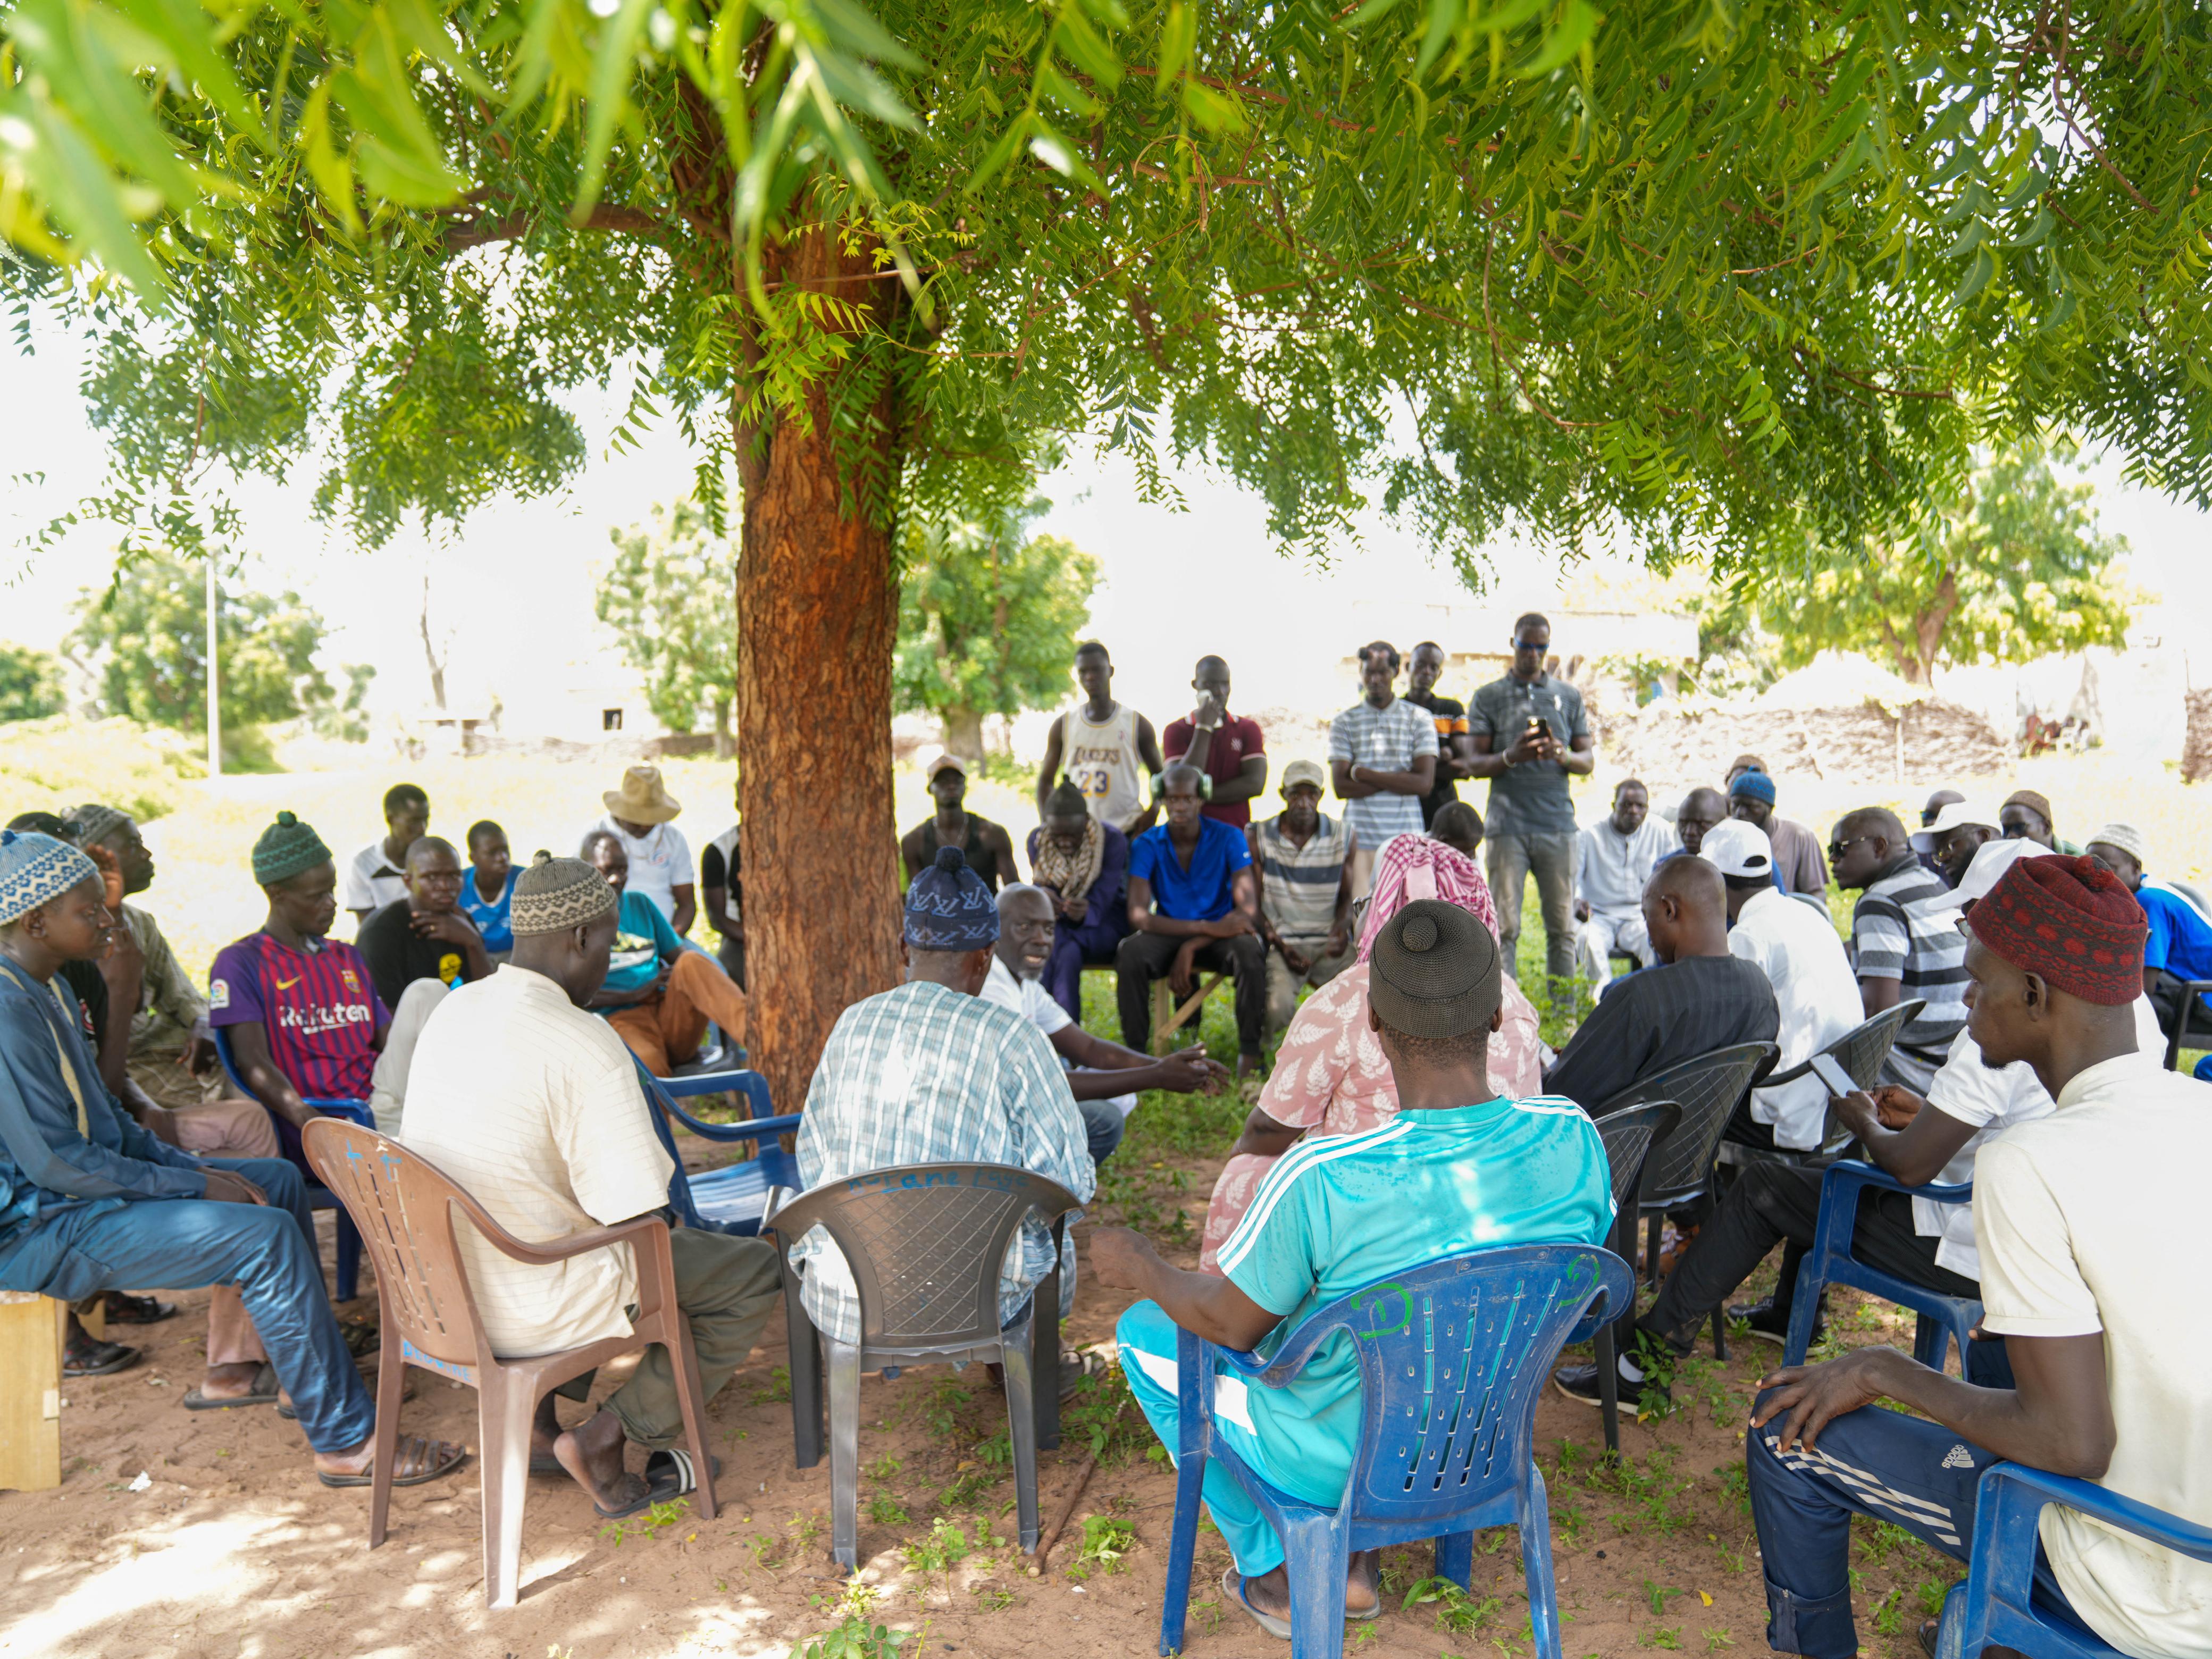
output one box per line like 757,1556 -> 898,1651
1504,727 -> 1547,767
98,915 -> 146,995
1278,940 -> 1311,975
408,910 -> 479,946
1323,925 -> 1349,960
1574,898 -> 1591,923
1088,1225 -> 1160,1292
1169,939 -> 1203,998
1207,909 -> 1257,939
1750,1348 -> 1899,1454
1157,1051 -> 1225,1094
140,1102 -> 183,1146
1193,689 -> 1225,729
1870,1085 -> 1925,1129
185,1025 -> 219,1077
202,1169 -> 271,1205
1830,1088 -> 1884,1144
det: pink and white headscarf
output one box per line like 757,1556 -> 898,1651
1354,834 -> 1499,963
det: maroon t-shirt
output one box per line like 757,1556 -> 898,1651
1162,713 -> 1267,827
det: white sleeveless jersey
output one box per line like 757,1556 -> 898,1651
1059,702 -> 1148,832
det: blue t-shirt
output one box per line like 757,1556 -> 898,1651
1214,1095 -> 1613,1506
460,867 -> 518,953
603,890 -> 683,995
2140,885 -> 2212,1005
1129,818 -> 1252,922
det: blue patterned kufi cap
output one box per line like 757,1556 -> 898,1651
903,844 -> 999,951
0,830 -> 100,927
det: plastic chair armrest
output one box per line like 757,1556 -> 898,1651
1982,1463 -> 2212,1563
1823,1159 -> 1972,1206
304,1098 -> 374,1122
469,1209 -> 672,1268
1761,1056 -> 1815,1086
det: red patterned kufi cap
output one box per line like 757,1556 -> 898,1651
1966,853 -> 2147,1006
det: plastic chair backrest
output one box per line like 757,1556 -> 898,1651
1254,1246 -> 1632,1528
768,1163 -> 1081,1352
1597,1042 -> 1779,1204
304,1118 -> 506,1375
1589,1102 -> 1681,1210
1825,998 -> 1924,1090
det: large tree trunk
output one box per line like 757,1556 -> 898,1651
942,705 -> 986,761
732,225 -> 906,1112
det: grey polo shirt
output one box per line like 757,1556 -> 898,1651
1469,674 -> 1588,836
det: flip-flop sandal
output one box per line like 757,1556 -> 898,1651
1059,1349 -> 1109,1402
317,1434 -> 469,1489
1222,1568 -> 1292,1641
64,1338 -> 141,1378
183,1362 -> 281,1411
592,1449 -> 721,1520
278,1353 -> 414,1420
104,1293 -> 179,1325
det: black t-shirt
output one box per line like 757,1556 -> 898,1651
700,827 -> 742,934
356,900 -> 475,1012
1543,955 -> 1780,1112
1403,688 -> 1469,826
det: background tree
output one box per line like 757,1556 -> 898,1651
1724,445 -> 2135,685
894,500 -> 1100,760
67,549 -> 368,762
5,0 -> 2208,1103
0,644 -> 68,723
596,502 -> 740,758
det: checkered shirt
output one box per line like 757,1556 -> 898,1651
790,980 -> 1095,1348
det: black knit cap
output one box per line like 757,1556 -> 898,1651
1369,898 -> 1502,1038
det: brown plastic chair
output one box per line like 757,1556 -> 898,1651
304,1117 -> 718,1608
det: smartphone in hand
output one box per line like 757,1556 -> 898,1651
1808,1052 -> 1858,1099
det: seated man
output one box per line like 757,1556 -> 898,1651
901,751 -> 1020,892
1830,807 -> 1970,1090
459,818 -> 518,958
1116,764 -> 1267,1077
1726,770 -> 1828,896
211,814 -> 401,1146
581,831 -> 749,1076
1700,820 -> 1859,1152
1097,899 -> 1612,1638
344,782 -> 429,924
1543,858 -> 1780,1111
1573,777 -> 1671,989
1429,800 -> 1484,861
1247,759 -> 1356,1037
1909,797 -> 2000,886
0,830 -> 463,1486
403,856 -> 781,1519
1743,853 -> 2212,1659
791,846 -> 1094,1353
1026,778 -> 1132,1025
1658,785 -> 1728,864
1999,787 -> 2080,853
357,835 -> 491,1012
2083,821 -> 2212,1041
701,785 -> 745,986
989,884 -> 1229,1166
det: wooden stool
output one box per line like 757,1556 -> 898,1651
0,1292 -> 65,1492
1150,973 -> 1227,1055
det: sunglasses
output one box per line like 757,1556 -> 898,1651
1826,833 -> 1873,861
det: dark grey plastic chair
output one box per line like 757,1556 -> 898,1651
763,1163 -> 1083,1570
1719,998 -> 1925,1171
1586,1100 -> 1679,1455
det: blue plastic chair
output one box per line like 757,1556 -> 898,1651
1934,1462 -> 2212,1659
1158,1243 -> 1636,1659
1783,1161 -> 1978,1372
212,1026 -> 368,1301
633,1065 -> 801,1236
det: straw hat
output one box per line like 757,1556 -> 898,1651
603,765 -> 683,825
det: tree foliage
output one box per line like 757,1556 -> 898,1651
1720,444 -> 2135,684
67,547 -> 366,737
894,498 -> 1100,757
0,643 -> 68,723
595,500 -> 739,753
3,0 -> 2208,569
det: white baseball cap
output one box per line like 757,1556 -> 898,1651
1908,798 -> 2000,853
1909,837 -> 2049,929
1698,818 -> 1774,881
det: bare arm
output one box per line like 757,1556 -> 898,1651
987,824 -> 1023,892
899,827 -> 928,886
1228,1105 -> 1304,1160
1129,874 -> 1237,940
1129,717 -> 1166,833
1035,723 -> 1066,819
1860,974 -> 1903,1017
704,884 -> 742,940
669,883 -> 698,936
1213,754 -> 1268,806
1330,756 -> 1378,800
1089,1226 -> 1284,1352
224,1020 -> 320,1129
1050,1024 -> 1225,1095
1245,825 -> 1275,949
1562,732 -> 1596,776
1465,727 -> 1548,780
1351,753 -> 1436,797
1828,1090 -> 1979,1189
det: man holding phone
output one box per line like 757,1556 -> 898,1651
1468,612 -> 1594,980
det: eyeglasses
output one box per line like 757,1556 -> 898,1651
1826,834 -> 1872,861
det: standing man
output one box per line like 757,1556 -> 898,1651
1467,612 -> 1593,980
1726,770 -> 1830,897
1035,640 -> 1164,836
701,783 -> 744,987
459,819 -> 517,957
1249,760 -> 1356,1035
1572,778 -> 1671,989
1026,778 -> 1133,1025
1829,807 -> 1972,1090
900,752 -> 1020,891
343,783 -> 429,925
1117,765 -> 1267,1076
1162,656 -> 1269,827
356,836 -> 491,1012
592,765 -> 697,934
1403,640 -> 1474,828
1327,641 -> 1439,899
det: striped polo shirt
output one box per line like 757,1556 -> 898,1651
1254,811 -> 1350,940
1848,857 -> 1969,1061
208,931 -> 389,1101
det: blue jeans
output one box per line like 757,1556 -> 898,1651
1077,1096 -> 1126,1166
0,1157 -> 374,1453
1746,1387 -> 2094,1658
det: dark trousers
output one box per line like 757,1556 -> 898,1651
1748,1389 -> 2095,1659
1641,1162 -> 2006,1384
1115,930 -> 1266,1058
1042,911 -> 1130,1025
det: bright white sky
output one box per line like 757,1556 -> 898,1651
4,312 -> 2207,733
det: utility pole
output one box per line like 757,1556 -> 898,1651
205,552 -> 221,778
